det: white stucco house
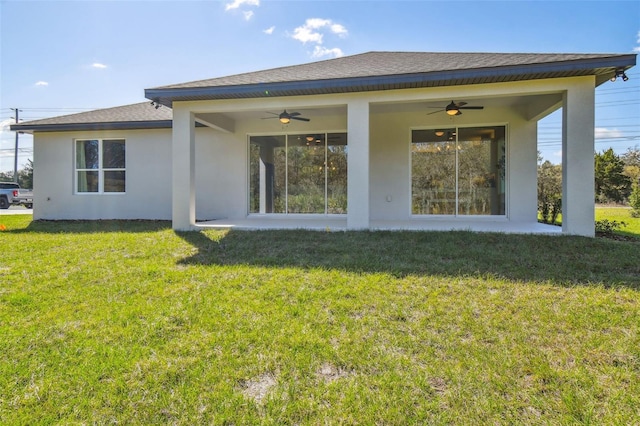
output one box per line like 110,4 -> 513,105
12,51 -> 636,236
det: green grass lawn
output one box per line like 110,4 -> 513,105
539,206 -> 640,239
1,215 -> 639,424
595,205 -> 640,237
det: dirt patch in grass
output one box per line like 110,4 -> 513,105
316,363 -> 351,383
239,373 -> 276,404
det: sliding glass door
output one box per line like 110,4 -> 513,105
249,133 -> 347,214
412,126 -> 506,216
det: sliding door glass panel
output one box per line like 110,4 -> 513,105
249,135 -> 286,213
457,127 -> 505,215
249,143 -> 260,213
327,133 -> 348,214
411,129 -> 456,214
287,135 -> 325,213
249,132 -> 348,215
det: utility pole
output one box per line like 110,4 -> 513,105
10,108 -> 21,183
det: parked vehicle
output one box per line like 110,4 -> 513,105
0,182 -> 33,209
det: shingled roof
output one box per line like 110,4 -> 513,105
146,51 -> 636,106
11,102 -> 172,133
13,51 -> 637,132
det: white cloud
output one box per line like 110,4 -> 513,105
330,23 -> 348,37
291,18 -> 348,44
312,46 -> 344,59
243,10 -> 254,21
292,21 -> 326,44
225,0 -> 259,11
92,63 -> 107,69
290,18 -> 347,59
553,150 -> 563,159
634,30 -> 640,53
0,119 -> 14,132
595,127 -> 624,139
35,81 -> 49,87
263,26 -> 275,35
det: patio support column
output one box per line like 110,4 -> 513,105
172,107 -> 196,230
347,99 -> 370,229
562,77 -> 595,237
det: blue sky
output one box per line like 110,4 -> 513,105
1,0 -> 639,173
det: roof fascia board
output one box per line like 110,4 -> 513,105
11,120 -> 173,133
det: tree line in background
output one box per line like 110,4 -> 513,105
0,159 -> 33,189
538,146 -> 640,223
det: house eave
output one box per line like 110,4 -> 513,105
10,120 -> 173,134
145,55 -> 637,107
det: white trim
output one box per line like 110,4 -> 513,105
73,138 -> 126,195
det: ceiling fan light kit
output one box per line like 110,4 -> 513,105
427,100 -> 485,116
279,114 -> 290,124
263,109 -> 311,123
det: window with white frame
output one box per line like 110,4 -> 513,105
75,139 -> 126,193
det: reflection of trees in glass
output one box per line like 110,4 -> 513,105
273,147 -> 286,213
249,144 -> 260,213
249,133 -> 347,214
76,140 -> 99,169
327,142 -> 347,213
288,142 -> 325,213
412,127 -> 505,215
458,140 -> 492,215
75,139 -> 126,193
412,142 -> 456,214
103,140 -> 126,168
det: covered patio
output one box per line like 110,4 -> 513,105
145,52 -> 636,237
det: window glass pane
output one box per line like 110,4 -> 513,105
287,135 -> 325,213
412,129 -> 456,214
103,139 -> 126,169
76,140 -> 99,169
249,143 -> 261,213
77,171 -> 99,192
457,127 -> 505,215
327,133 -> 347,214
104,171 -> 126,193
249,135 -> 286,213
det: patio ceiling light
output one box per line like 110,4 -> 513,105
445,104 -> 460,116
279,115 -> 291,124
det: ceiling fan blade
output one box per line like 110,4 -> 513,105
290,116 -> 310,122
289,112 -> 301,117
459,106 -> 484,110
261,116 -> 279,119
426,110 -> 445,115
455,102 -> 468,107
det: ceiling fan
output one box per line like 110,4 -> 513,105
263,110 -> 310,124
427,100 -> 484,116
